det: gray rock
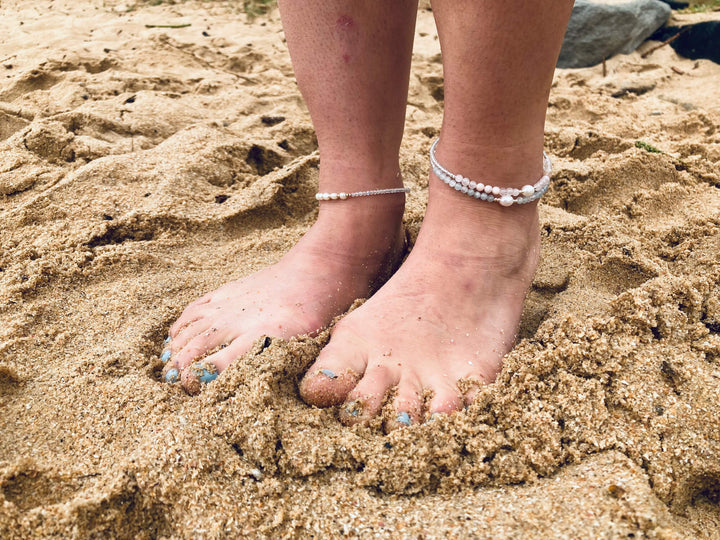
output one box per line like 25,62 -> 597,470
558,0 -> 672,68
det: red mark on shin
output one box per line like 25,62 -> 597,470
337,14 -> 354,29
342,53 -> 350,63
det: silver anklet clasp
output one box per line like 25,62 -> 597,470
315,187 -> 410,201
430,138 -> 552,206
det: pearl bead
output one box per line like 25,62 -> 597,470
492,186 -> 500,196
330,193 -> 338,200
474,191 -> 481,198
480,193 -> 487,200
484,185 -> 492,194
323,193 -> 330,200
461,186 -> 469,194
476,183 -> 484,191
469,181 -> 477,190
454,183 -> 462,191
521,185 -> 535,197
512,188 -> 520,197
499,195 -> 514,207
339,192 -> 348,199
461,177 -> 470,187
315,193 -> 322,200
449,180 -> 456,188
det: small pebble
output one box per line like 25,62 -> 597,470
160,350 -> 171,363
319,368 -> 337,379
397,412 -> 411,426
250,468 -> 263,481
164,368 -> 179,383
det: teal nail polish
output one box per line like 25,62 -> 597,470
397,412 -> 411,426
160,350 -> 171,363
345,401 -> 360,417
199,368 -> 218,384
164,368 -> 179,383
319,368 -> 337,379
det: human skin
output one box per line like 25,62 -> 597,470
164,0 -> 574,431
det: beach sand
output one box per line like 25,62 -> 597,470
1,1 -> 719,538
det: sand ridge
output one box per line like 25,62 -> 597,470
1,1 -> 719,538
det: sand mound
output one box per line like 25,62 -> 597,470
1,1 -> 719,538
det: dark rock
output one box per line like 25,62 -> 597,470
650,21 -> 720,65
559,0 -> 672,68
658,0 -> 689,9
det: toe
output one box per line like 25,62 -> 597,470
385,374 -> 423,431
299,335 -> 367,408
426,383 -> 464,417
339,364 -> 397,425
169,325 -> 231,371
181,361 -> 218,396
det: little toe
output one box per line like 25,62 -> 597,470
385,376 -> 423,431
299,339 -> 367,408
181,361 -> 219,396
338,365 -> 397,425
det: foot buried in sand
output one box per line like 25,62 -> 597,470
161,190 -> 406,395
299,146 -> 545,431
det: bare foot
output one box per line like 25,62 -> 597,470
299,162 -> 541,430
162,188 -> 405,394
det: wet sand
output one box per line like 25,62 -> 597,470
1,1 -> 719,538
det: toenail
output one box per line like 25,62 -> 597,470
344,401 -> 361,417
160,350 -> 171,363
319,368 -> 337,379
192,363 -> 218,384
396,412 -> 412,426
164,336 -> 171,345
164,368 -> 179,383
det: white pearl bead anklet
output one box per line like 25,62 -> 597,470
430,138 -> 552,207
315,187 -> 410,201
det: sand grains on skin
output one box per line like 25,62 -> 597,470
1,1 -> 719,538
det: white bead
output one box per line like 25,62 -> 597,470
492,186 -> 500,196
454,183 -> 462,191
461,186 -> 469,194
476,183 -> 484,191
330,193 -> 338,200
480,193 -> 487,200
499,195 -> 514,207
461,177 -> 470,187
449,180 -> 456,188
521,185 -> 535,197
315,193 -> 322,200
484,185 -> 492,194
468,190 -> 475,197
323,193 -> 330,200
469,181 -> 477,190
474,191 -> 481,198
512,188 -> 520,197
339,192 -> 348,199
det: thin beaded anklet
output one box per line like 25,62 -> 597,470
315,187 -> 410,201
430,138 -> 552,206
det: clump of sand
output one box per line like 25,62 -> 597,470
1,1 -> 719,538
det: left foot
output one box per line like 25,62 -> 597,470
300,144 -> 542,429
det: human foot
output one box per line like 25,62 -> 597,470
299,146 -> 543,430
162,179 -> 406,394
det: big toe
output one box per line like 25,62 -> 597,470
299,336 -> 366,407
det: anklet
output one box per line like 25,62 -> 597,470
429,138 -> 552,206
315,187 -> 409,201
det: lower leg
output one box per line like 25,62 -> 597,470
300,0 -> 574,429
163,1 -> 418,392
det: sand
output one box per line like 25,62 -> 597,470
1,1 -> 719,538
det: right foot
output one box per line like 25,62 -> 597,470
162,179 -> 406,394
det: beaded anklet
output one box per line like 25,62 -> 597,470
315,187 -> 410,201
430,138 -> 552,206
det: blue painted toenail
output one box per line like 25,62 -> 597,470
345,401 -> 360,417
164,336 -> 171,345
397,412 -> 411,426
164,368 -> 179,383
319,368 -> 337,379
199,367 -> 218,384
160,350 -> 171,363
